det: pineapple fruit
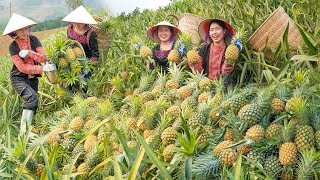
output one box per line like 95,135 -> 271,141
84,135 -> 97,152
73,47 -> 84,57
219,148 -> 237,166
69,116 -> 84,132
264,155 -> 282,177
279,142 -> 297,166
167,49 -> 180,63
244,125 -> 265,142
213,140 -> 234,156
224,30 -> 243,65
140,46 -> 152,59
187,49 -> 200,64
66,48 -> 76,61
161,127 -> 176,145
163,144 -> 175,161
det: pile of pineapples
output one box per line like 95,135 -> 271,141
45,33 -> 95,92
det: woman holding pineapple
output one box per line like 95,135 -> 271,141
3,13 -> 56,135
62,5 -> 99,62
188,18 -> 239,84
146,21 -> 182,72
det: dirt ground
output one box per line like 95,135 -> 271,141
0,28 -> 63,57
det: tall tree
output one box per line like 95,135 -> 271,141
65,0 -> 83,11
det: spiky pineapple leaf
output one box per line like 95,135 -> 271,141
128,148 -> 145,180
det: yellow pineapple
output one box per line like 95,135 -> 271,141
166,105 -> 181,118
209,107 -> 221,122
177,85 -> 192,100
127,141 -> 137,149
144,129 -> 155,144
140,46 -> 152,59
212,140 -> 234,156
271,98 -> 285,112
198,78 -> 211,90
187,49 -> 200,64
47,134 -> 59,145
161,127 -> 176,145
126,117 -> 138,131
198,92 -> 210,103
265,123 -> 283,142
35,164 -> 44,177
236,143 -> 250,154
225,30 -> 243,65
279,142 -> 297,166
197,125 -> 212,144
77,162 -> 90,178
121,71 -> 129,79
73,47 -> 84,57
224,128 -> 234,141
219,148 -> 237,166
163,144 -> 175,161
84,135 -> 97,152
168,49 -> 180,63
69,116 -> 84,132
66,48 -> 76,61
244,125 -> 265,142
165,64 -> 184,90
58,57 -> 69,68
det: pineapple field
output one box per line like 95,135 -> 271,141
0,0 -> 320,179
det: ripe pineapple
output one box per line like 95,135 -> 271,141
62,138 -> 77,150
219,148 -> 237,166
236,144 -> 250,154
197,125 -> 212,144
244,125 -> 265,142
295,125 -> 314,151
279,120 -> 297,166
166,105 -> 181,118
177,85 -> 193,100
47,134 -> 59,145
272,98 -> 285,112
163,144 -> 175,161
187,49 -> 200,64
161,127 -> 176,145
58,57 -> 69,68
209,107 -> 221,122
127,140 -> 137,149
126,117 -> 138,131
69,116 -> 84,132
281,170 -> 295,180
165,64 -> 184,90
35,164 -> 45,177
73,47 -> 84,57
84,135 -> 97,152
168,49 -> 180,63
212,140 -> 234,156
279,142 -> 297,166
198,92 -> 210,103
77,162 -> 90,178
140,46 -> 152,59
225,30 -> 243,65
224,128 -> 234,141
198,78 -> 211,90
121,71 -> 129,79
84,96 -> 99,107
264,155 -> 282,177
285,97 -> 302,114
66,48 -> 76,61
180,96 -> 198,110
144,129 -> 155,144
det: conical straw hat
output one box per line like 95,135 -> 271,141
2,13 -> 37,36
62,5 -> 97,24
147,21 -> 181,42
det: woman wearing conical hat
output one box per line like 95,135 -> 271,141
3,13 -> 56,135
146,21 -> 182,72
188,18 -> 236,82
62,5 -> 99,62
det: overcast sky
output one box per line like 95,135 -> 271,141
96,0 -> 171,15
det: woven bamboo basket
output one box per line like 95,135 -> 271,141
70,40 -> 85,57
90,24 -> 115,61
47,71 -> 58,84
247,6 -> 303,58
166,13 -> 204,45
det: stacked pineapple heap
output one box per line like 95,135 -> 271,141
19,63 -> 320,179
45,34 -> 95,91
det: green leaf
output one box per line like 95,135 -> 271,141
113,158 -> 124,180
39,144 -> 55,180
112,125 -> 133,164
234,155 -> 242,180
134,131 -> 173,180
185,157 -> 192,180
128,148 -> 145,180
296,23 -> 318,54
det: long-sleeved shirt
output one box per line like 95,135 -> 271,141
9,35 -> 46,78
67,24 -> 99,62
188,43 -> 234,79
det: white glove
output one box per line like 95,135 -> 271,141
19,50 -> 29,58
42,64 -> 57,72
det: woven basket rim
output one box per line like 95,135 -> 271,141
178,13 -> 204,21
247,6 -> 288,47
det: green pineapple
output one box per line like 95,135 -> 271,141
264,155 -> 282,177
238,87 -> 272,126
247,150 -> 265,166
161,127 -> 176,145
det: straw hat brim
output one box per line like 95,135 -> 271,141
147,21 -> 181,42
62,5 -> 97,25
2,13 -> 37,36
198,18 -> 235,43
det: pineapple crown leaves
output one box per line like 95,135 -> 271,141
192,152 -> 220,178
11,136 -> 28,161
290,98 -> 310,125
168,63 -> 185,82
282,118 -> 297,143
297,148 -> 320,180
153,71 -> 168,88
230,26 -> 246,52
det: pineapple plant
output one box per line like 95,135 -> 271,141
151,72 -> 167,97
188,101 -> 210,128
165,64 -> 184,90
271,86 -> 288,113
161,126 -> 176,145
238,87 -> 272,126
265,123 -> 283,143
292,98 -> 314,151
279,120 -> 298,166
